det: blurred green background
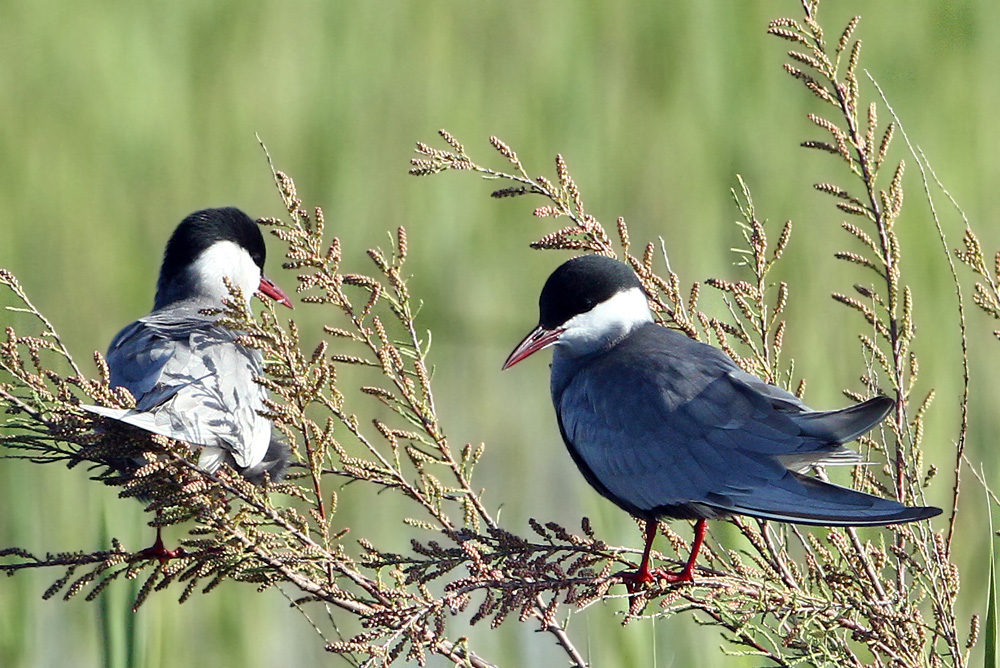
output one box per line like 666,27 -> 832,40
1,1 -> 997,666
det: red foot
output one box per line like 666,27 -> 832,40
617,564 -> 694,594
136,530 -> 188,563
619,518 -> 706,594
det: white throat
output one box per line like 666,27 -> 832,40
188,240 -> 261,306
555,286 -> 653,358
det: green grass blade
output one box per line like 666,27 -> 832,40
97,516 -> 116,668
985,482 -> 998,668
987,540 -> 998,668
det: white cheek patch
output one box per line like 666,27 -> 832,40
558,287 -> 653,356
189,241 -> 261,305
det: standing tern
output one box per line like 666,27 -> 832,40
84,207 -> 293,487
504,255 -> 940,586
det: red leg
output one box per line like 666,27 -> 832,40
674,518 -> 706,582
620,518 -> 706,591
136,525 -> 187,563
632,518 -> 660,583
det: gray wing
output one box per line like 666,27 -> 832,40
726,369 -> 893,445
554,325 -> 930,525
84,306 -> 271,471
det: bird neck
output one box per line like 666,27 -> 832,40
154,242 -> 260,310
553,287 -> 654,359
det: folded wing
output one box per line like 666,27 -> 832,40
80,306 -> 270,471
555,324 -> 938,525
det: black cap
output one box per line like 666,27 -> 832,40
538,255 -> 642,329
154,207 -> 265,309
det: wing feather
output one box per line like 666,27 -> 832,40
87,305 -> 270,470
553,323 -> 915,523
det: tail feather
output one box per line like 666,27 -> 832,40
82,403 -> 290,485
712,470 -> 940,526
79,404 -> 130,420
80,403 -> 179,442
790,396 -> 894,444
